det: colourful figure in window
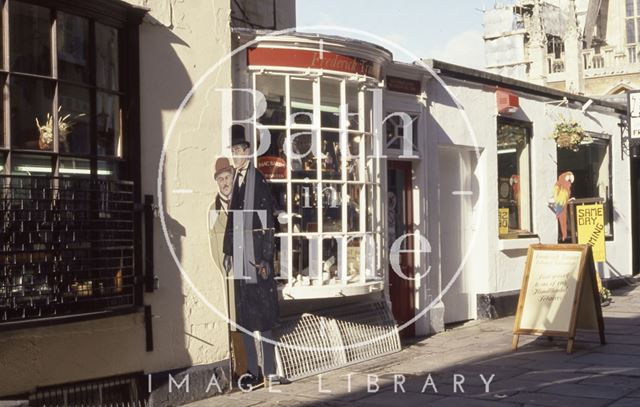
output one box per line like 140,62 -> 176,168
550,171 -> 575,241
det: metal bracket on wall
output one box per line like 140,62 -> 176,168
144,305 -> 154,352
144,195 -> 157,293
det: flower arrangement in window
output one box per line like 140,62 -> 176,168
551,117 -> 592,151
35,107 -> 86,151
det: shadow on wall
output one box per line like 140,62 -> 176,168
138,14 -> 195,379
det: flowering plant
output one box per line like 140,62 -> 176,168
550,117 -> 592,151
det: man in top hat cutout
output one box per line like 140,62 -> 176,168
223,124 -> 283,389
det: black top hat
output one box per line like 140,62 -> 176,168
231,124 -> 250,148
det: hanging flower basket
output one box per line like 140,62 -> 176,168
551,118 -> 592,152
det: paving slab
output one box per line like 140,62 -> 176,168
502,392 -> 611,407
538,383 -> 631,399
186,285 -> 640,407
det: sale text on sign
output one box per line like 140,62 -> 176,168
576,204 -> 606,262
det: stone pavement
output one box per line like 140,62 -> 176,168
190,283 -> 640,407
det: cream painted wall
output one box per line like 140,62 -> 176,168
0,0 -> 235,397
427,77 -> 631,305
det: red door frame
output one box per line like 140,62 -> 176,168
387,161 -> 415,338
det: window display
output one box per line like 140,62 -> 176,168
497,119 -> 532,238
253,73 -> 382,295
557,136 -> 613,237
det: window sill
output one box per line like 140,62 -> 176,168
498,236 -> 540,251
280,280 -> 384,300
0,307 -> 143,333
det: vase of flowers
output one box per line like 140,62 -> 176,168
551,117 -> 592,151
35,107 -> 85,151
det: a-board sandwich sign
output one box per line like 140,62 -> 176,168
512,244 -> 605,354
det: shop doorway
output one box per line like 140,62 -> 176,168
438,147 -> 475,324
387,161 -> 415,337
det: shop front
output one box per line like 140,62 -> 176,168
425,60 -> 631,321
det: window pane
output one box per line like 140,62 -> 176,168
11,154 -> 52,176
59,85 -> 91,154
322,238 -> 340,283
257,129 -> 286,180
364,89 -> 373,133
497,121 -> 531,237
346,83 -> 359,130
347,133 -> 363,181
627,19 -> 636,44
320,79 -> 340,129
628,0 -> 635,17
347,184 -> 362,232
256,75 -> 285,126
96,23 -> 119,91
321,131 -> 340,180
96,92 -> 122,156
346,237 -> 362,283
290,78 -> 314,126
557,139 -> 612,237
11,77 -> 54,150
292,236 -> 318,282
290,130 -> 317,179
98,160 -> 121,178
10,1 -> 51,75
59,157 -> 90,177
292,183 -> 317,233
0,153 -> 6,174
322,184 -> 342,232
57,12 -> 90,84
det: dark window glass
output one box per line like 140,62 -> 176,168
320,79 -> 340,129
322,185 -> 342,232
96,23 -> 119,91
96,92 -> 121,156
256,75 -> 285,126
59,84 -> 91,154
11,153 -> 52,176
0,153 -> 6,174
57,12 -> 90,84
60,156 -> 90,176
627,19 -> 636,44
11,77 -> 54,150
10,1 -> 51,75
557,138 -> 613,237
98,160 -> 121,178
497,120 -> 532,237
628,0 -> 635,17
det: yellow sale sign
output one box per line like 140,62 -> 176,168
577,204 -> 606,263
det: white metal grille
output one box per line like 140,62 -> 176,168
274,301 -> 401,380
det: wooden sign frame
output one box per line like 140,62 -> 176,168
512,244 -> 605,353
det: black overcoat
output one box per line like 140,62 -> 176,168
223,165 -> 279,332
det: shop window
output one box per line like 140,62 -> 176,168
0,0 -> 143,327
497,119 -> 532,238
254,73 -> 382,297
557,136 -> 613,238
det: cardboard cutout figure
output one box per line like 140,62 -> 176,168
207,157 -> 248,378
223,124 -> 280,385
549,171 -> 575,241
